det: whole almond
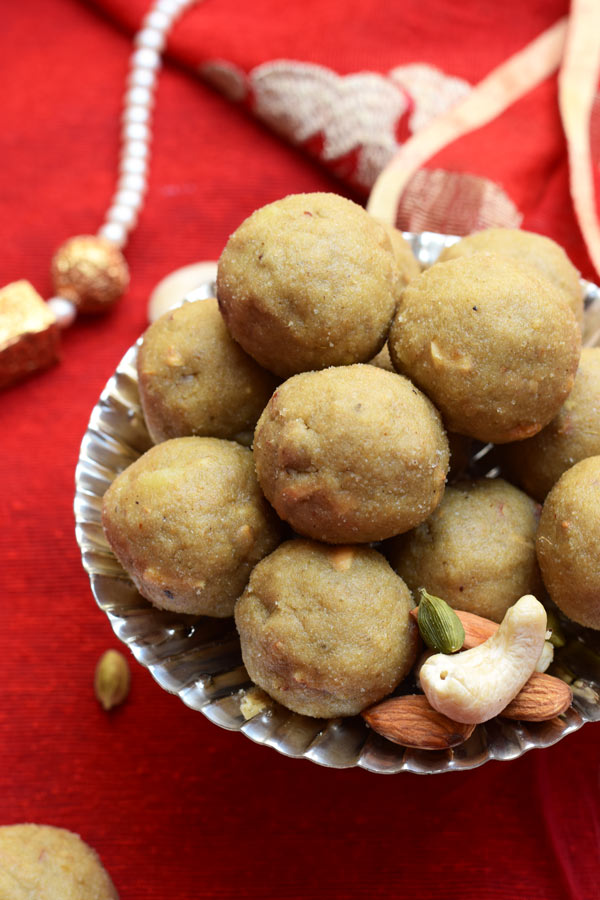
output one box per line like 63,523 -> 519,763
453,609 -> 498,647
362,694 -> 475,750
500,672 -> 572,721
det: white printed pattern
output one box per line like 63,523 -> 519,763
200,59 -> 471,189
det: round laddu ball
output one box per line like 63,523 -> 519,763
0,824 -> 118,900
389,253 -> 581,444
386,478 -> 543,623
235,540 -> 419,717
500,348 -> 600,501
101,437 -> 282,617
137,298 -> 278,445
253,364 -> 449,544
438,227 -> 583,323
216,192 -> 398,377
536,456 -> 600,630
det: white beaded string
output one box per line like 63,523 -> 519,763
48,0 -> 198,326
99,0 -> 198,248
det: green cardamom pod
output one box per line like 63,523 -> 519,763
94,648 -> 130,711
417,588 -> 465,654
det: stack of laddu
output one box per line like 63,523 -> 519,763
102,192 -> 600,720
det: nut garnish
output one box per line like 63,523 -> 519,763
362,694 -> 475,750
535,640 -> 555,673
327,546 -> 355,572
546,609 -> 566,648
410,605 -> 555,670
419,595 -> 547,724
500,672 -> 572,721
240,687 -> 273,720
416,588 -> 465,654
94,649 -> 130,711
362,672 -> 573,751
451,608 -> 498,648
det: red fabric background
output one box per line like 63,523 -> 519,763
1,1 -> 599,898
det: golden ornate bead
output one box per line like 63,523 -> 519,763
51,235 -> 129,314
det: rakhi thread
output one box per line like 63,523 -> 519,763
47,0 -> 199,327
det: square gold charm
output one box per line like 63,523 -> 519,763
0,280 -> 60,389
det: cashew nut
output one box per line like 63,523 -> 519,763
536,640 -> 554,673
420,595 -> 547,724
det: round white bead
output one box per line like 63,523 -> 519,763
127,67 -> 157,89
122,104 -> 151,125
131,47 -> 161,71
98,222 -> 128,247
144,10 -> 171,31
135,27 -> 165,52
98,0 -> 199,256
119,156 -> 148,176
47,296 -> 77,328
117,172 -> 147,194
106,204 -> 138,227
156,0 -> 181,15
113,189 -> 144,210
123,140 -> 150,160
125,86 -> 154,109
122,122 -> 150,143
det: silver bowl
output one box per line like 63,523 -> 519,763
74,232 -> 600,774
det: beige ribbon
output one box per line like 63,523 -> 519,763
368,18 -> 568,226
559,0 -> 600,277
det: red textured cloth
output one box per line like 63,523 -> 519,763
1,1 -> 599,898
